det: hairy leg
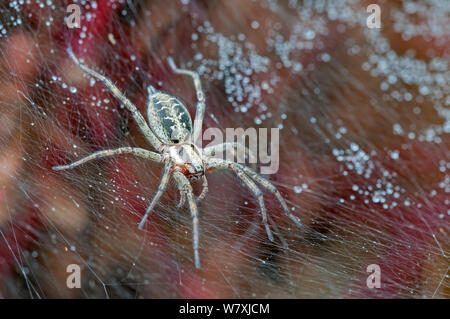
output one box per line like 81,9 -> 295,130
52,147 -> 162,171
172,171 -> 201,269
203,142 -> 257,166
235,168 -> 274,241
138,160 -> 173,230
207,158 -> 302,228
197,176 -> 209,203
167,57 -> 205,144
67,48 -> 163,150
206,159 -> 275,241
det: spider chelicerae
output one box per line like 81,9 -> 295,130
53,48 -> 302,269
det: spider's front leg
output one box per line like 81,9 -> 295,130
172,171 -> 201,269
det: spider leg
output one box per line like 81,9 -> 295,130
240,166 -> 302,228
172,171 -> 201,269
52,147 -> 162,171
206,159 -> 274,241
197,175 -> 209,204
239,172 -> 274,241
138,160 -> 172,230
67,48 -> 162,150
236,170 -> 274,241
203,142 -> 257,169
207,158 -> 302,228
167,57 -> 205,144
177,192 -> 186,209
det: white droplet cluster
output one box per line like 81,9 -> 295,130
190,22 -> 279,114
333,143 -> 374,178
333,142 -> 406,208
363,29 -> 449,144
266,18 -> 329,73
391,0 -> 450,43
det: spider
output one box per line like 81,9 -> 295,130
53,48 -> 302,269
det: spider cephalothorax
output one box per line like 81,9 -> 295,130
53,48 -> 302,269
166,143 -> 205,180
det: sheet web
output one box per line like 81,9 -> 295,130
0,0 -> 448,298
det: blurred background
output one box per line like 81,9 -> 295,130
0,0 -> 448,298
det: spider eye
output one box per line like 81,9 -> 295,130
172,139 -> 179,144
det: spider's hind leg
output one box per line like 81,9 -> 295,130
234,169 -> 274,242
52,147 -> 162,171
203,142 -> 258,170
206,158 -> 302,229
242,167 -> 302,228
205,159 -> 277,242
66,48 -> 163,150
167,57 -> 205,144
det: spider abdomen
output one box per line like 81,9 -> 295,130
147,91 -> 193,145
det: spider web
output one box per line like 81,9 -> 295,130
0,0 -> 448,298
